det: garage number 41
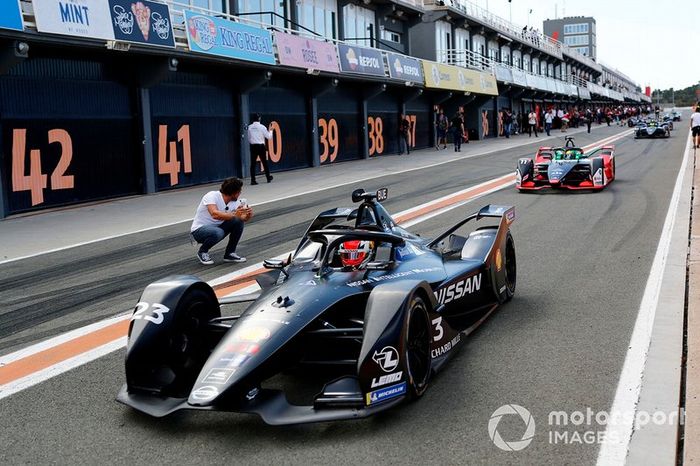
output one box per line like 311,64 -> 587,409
131,302 -> 170,325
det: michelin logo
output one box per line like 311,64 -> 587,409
434,274 -> 482,305
366,382 -> 407,406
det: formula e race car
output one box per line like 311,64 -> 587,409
635,120 -> 670,138
661,115 -> 674,131
117,189 -> 517,425
516,137 -> 615,191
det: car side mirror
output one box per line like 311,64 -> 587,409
263,259 -> 286,269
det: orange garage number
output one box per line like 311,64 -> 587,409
158,124 -> 192,186
407,115 -> 417,148
318,118 -> 339,163
11,128 -> 75,206
367,116 -> 384,156
266,121 -> 282,163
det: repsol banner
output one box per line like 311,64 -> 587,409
337,44 -> 386,77
0,63 -> 139,214
249,86 -> 310,171
150,77 -> 239,191
386,53 -> 423,84
317,88 -> 361,163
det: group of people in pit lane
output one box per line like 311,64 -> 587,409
186,105 -> 700,267
497,105 -> 649,139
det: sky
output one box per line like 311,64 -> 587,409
473,0 -> 699,90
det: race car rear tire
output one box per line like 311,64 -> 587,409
504,231 -> 517,301
160,288 -> 220,397
404,295 -> 431,399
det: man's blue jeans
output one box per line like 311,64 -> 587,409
191,218 -> 244,255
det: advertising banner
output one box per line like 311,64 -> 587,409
337,44 -> 386,77
184,10 -> 275,65
422,61 -> 498,95
386,52 -> 423,84
512,69 -> 528,87
273,31 -> 339,73
0,0 -> 24,31
578,87 -> 592,100
34,0 -> 115,40
494,64 -> 513,84
545,78 -> 557,93
108,0 -> 175,48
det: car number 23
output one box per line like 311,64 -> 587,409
131,302 -> 170,325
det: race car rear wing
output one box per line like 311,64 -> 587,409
587,145 -> 615,158
427,205 -> 516,249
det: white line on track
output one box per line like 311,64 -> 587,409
0,338 -> 127,400
0,126 -> 628,266
595,132 -> 692,465
0,129 -> 632,400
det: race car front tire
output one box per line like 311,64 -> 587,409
403,294 -> 432,399
504,231 -> 517,301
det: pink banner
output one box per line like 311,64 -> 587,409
273,31 -> 339,73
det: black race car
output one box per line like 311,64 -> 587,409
117,189 -> 517,424
635,120 -> 670,138
661,115 -> 674,130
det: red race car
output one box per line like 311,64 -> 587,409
516,138 -> 615,191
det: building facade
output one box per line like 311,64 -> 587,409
0,0 -> 647,218
543,16 -> 596,60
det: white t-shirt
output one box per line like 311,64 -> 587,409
545,113 -> 553,124
691,112 -> 700,128
528,113 -> 536,125
191,191 -> 241,232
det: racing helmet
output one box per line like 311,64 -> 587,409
338,240 -> 374,268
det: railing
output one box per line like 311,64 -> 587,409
394,0 -> 424,8
424,0 -> 607,73
559,43 -> 601,73
435,48 -> 646,102
424,0 -> 562,58
342,36 -> 403,54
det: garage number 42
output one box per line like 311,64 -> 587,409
131,302 -> 170,325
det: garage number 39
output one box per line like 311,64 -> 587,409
131,302 -> 170,325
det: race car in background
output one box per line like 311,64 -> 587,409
661,115 -> 674,131
516,137 -> 615,191
635,120 -> 670,139
671,110 -> 682,121
117,189 -> 518,424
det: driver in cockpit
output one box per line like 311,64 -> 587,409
338,240 -> 375,269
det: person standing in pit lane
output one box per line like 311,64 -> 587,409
247,114 -> 274,185
451,112 -> 465,152
190,177 -> 252,265
399,114 -> 411,155
437,109 -> 449,149
544,109 -> 553,136
691,106 -> 700,149
586,108 -> 593,133
528,110 -> 538,137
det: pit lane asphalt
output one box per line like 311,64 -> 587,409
0,125 -> 686,464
